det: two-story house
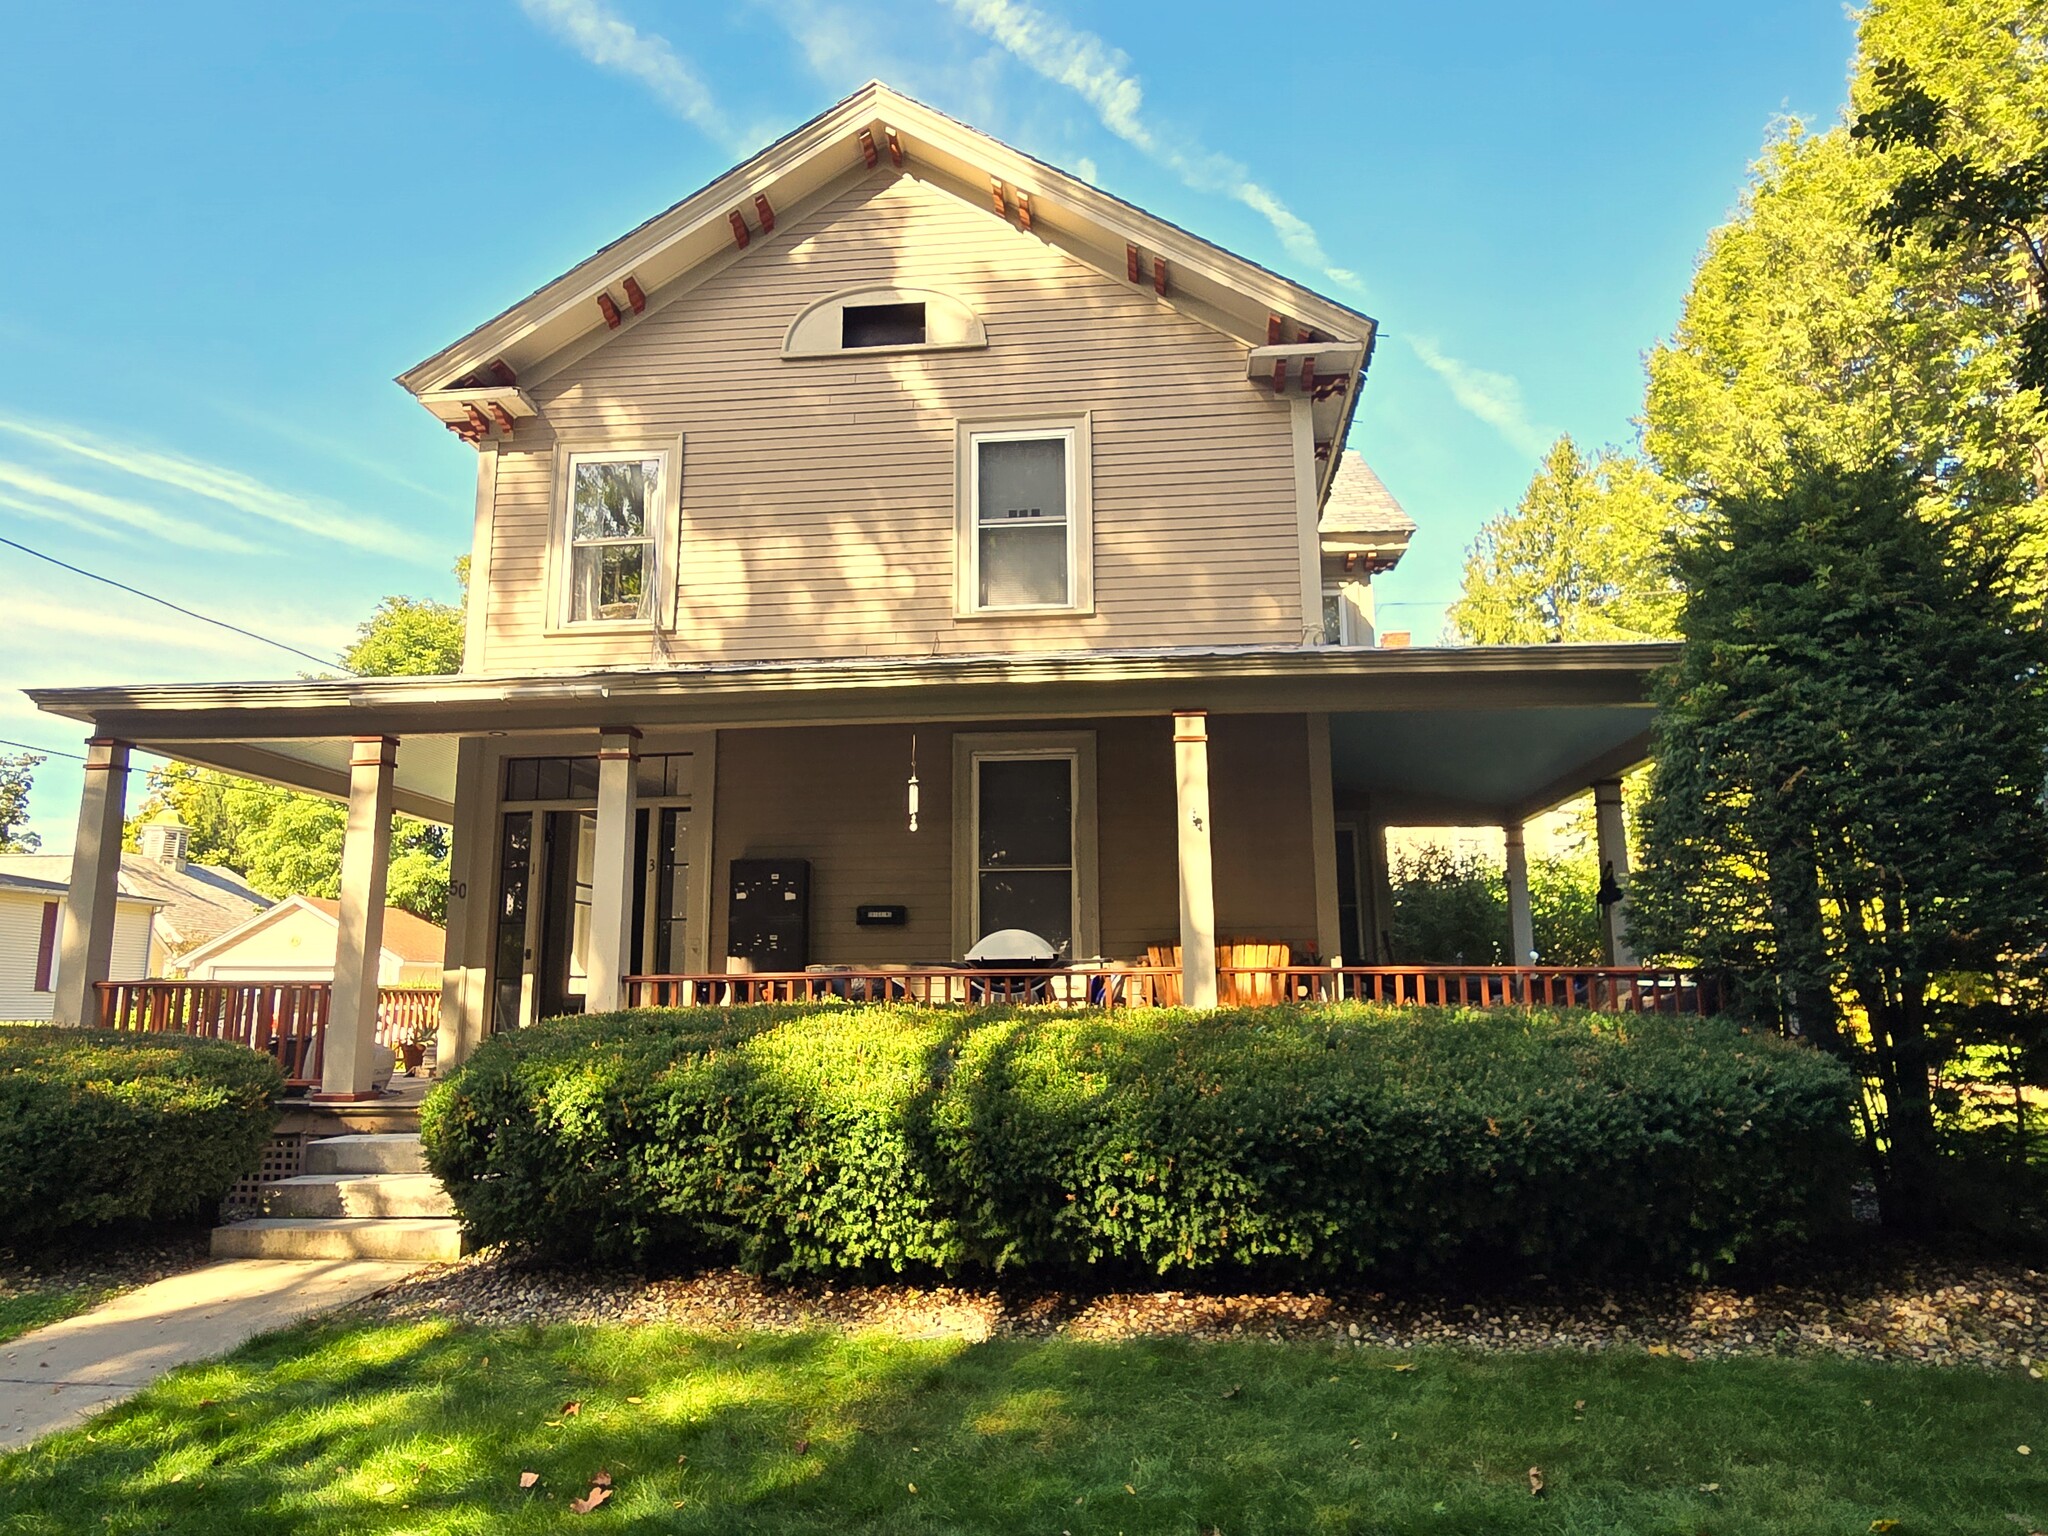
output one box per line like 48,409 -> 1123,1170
30,84 -> 1672,1098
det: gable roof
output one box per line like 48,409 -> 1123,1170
1321,451 -> 1416,540
399,81 -> 1373,500
174,893 -> 446,973
0,869 -> 163,905
0,853 -> 266,954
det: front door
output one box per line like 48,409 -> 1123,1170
537,809 -> 597,1021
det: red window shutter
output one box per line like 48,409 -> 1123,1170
33,901 -> 59,992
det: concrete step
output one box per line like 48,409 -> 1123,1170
259,1172 -> 455,1220
302,1134 -> 427,1176
210,1218 -> 467,1262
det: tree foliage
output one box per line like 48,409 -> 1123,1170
1387,842 -> 1603,966
338,559 -> 466,677
1631,456 -> 2048,1225
1450,436 -> 1684,644
0,752 -> 42,854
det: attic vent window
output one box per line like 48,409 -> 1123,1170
842,301 -> 927,348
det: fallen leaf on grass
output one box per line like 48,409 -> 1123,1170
1528,1467 -> 1545,1498
1573,1400 -> 1586,1413
1869,1522 -> 1901,1533
1125,1483 -> 1137,1495
908,1482 -> 918,1494
1390,1363 -> 1416,1373
794,1439 -> 811,1456
1220,1384 -> 1241,1400
626,1396 -> 643,1405
2022,1446 -> 2035,1456
519,1472 -> 540,1490
569,1487 -> 611,1515
377,1483 -> 397,1497
561,1401 -> 581,1417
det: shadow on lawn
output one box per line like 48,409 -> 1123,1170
0,1318 -> 2042,1534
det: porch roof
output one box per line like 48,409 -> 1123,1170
26,641 -> 1675,825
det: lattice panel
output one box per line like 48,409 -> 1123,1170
222,1133 -> 305,1216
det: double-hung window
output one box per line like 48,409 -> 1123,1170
561,450 -> 668,626
956,419 -> 1092,615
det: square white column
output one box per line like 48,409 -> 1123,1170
586,728 -> 640,1013
52,738 -> 130,1026
1504,820 -> 1535,965
321,736 -> 397,1099
1173,712 -> 1218,1010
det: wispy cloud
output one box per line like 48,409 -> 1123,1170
0,461 -> 259,554
1405,335 -> 1552,459
518,0 -> 757,154
0,417 -> 436,563
939,0 -> 1358,288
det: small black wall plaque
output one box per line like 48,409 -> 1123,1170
855,904 -> 908,927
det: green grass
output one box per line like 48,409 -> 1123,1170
0,1286 -> 104,1346
0,1322 -> 2042,1533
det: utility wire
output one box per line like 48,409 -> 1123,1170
0,737 -> 83,761
0,534 -> 354,674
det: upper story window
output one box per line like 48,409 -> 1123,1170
548,440 -> 680,632
783,286 -> 985,358
955,416 -> 1093,617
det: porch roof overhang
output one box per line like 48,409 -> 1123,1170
27,641 -> 1676,827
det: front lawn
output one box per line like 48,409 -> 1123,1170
0,1285 -> 105,1346
0,1320 -> 2040,1533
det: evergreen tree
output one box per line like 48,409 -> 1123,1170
0,752 -> 43,853
1632,455 -> 2048,1226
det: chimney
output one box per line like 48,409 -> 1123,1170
1380,630 -> 1412,649
139,812 -> 190,871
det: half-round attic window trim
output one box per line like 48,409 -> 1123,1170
781,286 -> 987,359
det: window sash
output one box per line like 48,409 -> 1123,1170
562,453 -> 664,625
968,430 -> 1075,611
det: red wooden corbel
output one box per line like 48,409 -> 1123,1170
1300,356 -> 1317,396
487,357 -> 517,386
857,127 -> 878,167
990,177 -> 1006,215
1271,357 -> 1287,395
623,276 -> 646,314
597,292 -> 622,329
1152,256 -> 1167,296
1016,191 -> 1032,231
1126,243 -> 1141,282
464,403 -> 490,436
885,127 -> 903,166
754,193 -> 775,233
728,210 -> 750,248
487,401 -> 516,436
1266,315 -> 1284,345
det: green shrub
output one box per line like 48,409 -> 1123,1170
423,1004 -> 1859,1282
0,1027 -> 282,1243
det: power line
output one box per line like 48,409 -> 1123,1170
0,737 -> 83,761
0,534 -> 354,673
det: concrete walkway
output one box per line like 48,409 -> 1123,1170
0,1258 -> 420,1451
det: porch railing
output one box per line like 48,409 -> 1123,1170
92,981 -> 442,1088
623,964 -> 1718,1015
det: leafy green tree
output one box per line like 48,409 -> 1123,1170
1631,455 -> 2048,1228
0,752 -> 43,853
1450,436 -> 1683,644
1853,0 -> 2048,395
124,565 -> 467,921
1645,113 -> 2039,528
1387,842 -> 1601,965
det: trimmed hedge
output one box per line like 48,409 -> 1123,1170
422,1004 -> 1860,1282
0,1027 -> 282,1243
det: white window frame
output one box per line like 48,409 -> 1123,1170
546,440 -> 682,634
1321,583 -> 1358,646
954,415 -> 1093,618
951,731 -> 1099,959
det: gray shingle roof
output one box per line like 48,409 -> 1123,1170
1321,450 -> 1416,538
0,854 -> 268,955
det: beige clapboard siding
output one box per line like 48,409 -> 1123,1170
705,715 -> 1317,965
0,892 -> 154,1022
481,170 -> 1304,672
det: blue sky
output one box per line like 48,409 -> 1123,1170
0,0 -> 1856,848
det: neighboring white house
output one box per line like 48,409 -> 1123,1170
177,894 -> 445,988
0,813 -> 271,1000
0,871 -> 160,1022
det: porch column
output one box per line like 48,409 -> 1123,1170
52,737 -> 130,1026
1592,777 -> 1636,965
1366,817 -> 1396,963
1503,820 -> 1534,964
321,736 -> 397,1100
1306,713 -> 1343,966
586,727 -> 639,1014
1173,711 -> 1218,1009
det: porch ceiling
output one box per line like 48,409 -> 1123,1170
1330,704 -> 1654,825
26,642 -> 1675,823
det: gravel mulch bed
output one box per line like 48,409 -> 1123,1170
0,1223 -> 214,1304
356,1245 -> 2048,1372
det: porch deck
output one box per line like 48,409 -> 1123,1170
92,981 -> 441,1089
